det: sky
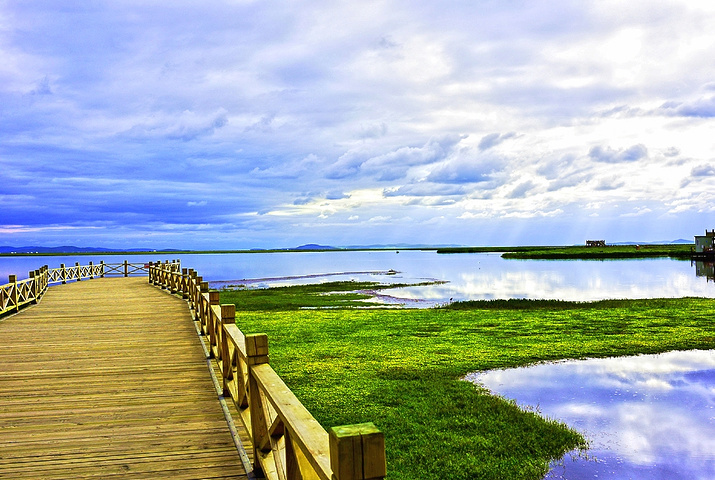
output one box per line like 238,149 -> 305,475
1,0 -> 714,249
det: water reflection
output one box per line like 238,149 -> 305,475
694,261 -> 715,282
2,251 -> 715,304
386,255 -> 715,302
466,350 -> 715,480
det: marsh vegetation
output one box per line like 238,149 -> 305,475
220,283 -> 715,479
438,243 -> 693,259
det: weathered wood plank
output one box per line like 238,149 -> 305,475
0,277 -> 250,479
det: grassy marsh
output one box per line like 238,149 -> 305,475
437,243 -> 693,259
221,283 -> 715,479
219,280 -> 439,310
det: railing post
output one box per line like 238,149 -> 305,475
123,260 -> 129,277
39,268 -> 45,296
170,269 -> 178,295
61,263 -> 66,284
75,262 -> 82,281
29,271 -> 38,304
161,261 -> 169,289
210,291 -> 221,306
188,270 -> 197,311
9,275 -> 19,312
100,261 -> 105,278
246,332 -> 270,477
160,265 -> 167,289
181,268 -> 189,299
329,424 -> 387,480
206,291 -> 221,346
219,303 -> 235,393
199,280 -> 209,333
89,261 -> 94,279
195,275 -> 204,307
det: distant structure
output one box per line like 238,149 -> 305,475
586,240 -> 606,247
694,229 -> 715,255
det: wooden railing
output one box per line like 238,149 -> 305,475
0,260 -> 181,316
0,267 -> 48,316
149,261 -> 387,480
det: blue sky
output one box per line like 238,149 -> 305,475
1,1 -> 714,249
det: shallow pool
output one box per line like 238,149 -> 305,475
465,350 -> 715,479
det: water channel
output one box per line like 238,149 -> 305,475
467,350 -> 715,479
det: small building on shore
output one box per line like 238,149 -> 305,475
586,240 -> 606,247
694,230 -> 715,254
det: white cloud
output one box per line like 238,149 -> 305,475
2,1 -> 715,248
588,144 -> 648,163
691,164 -> 715,177
478,132 -> 517,151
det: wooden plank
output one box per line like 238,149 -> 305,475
0,277 -> 250,479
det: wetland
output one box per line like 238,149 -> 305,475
2,248 -> 713,479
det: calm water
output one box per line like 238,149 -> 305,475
467,350 -> 715,479
1,250 -> 714,304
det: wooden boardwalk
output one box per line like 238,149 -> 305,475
0,277 -> 250,479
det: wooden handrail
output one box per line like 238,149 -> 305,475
1,260 -> 181,317
0,272 -> 44,316
148,262 -> 387,480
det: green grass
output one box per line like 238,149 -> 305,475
503,244 -> 693,259
221,285 -> 715,479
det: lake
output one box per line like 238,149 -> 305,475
1,250 -> 714,305
467,350 -> 715,480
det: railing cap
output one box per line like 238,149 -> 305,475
329,423 -> 386,480
245,333 -> 269,357
220,303 -> 235,321
209,291 -> 221,304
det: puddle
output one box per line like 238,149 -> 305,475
465,350 -> 715,479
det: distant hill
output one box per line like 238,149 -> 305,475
611,239 -> 693,245
293,244 -> 340,251
0,246 -> 111,254
0,246 -> 187,254
343,243 -> 462,249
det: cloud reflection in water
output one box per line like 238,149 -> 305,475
465,350 -> 715,479
381,253 -> 715,303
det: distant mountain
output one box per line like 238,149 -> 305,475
0,246 -> 112,254
0,246 -> 189,254
343,243 -> 463,249
292,244 -> 340,251
611,239 -> 693,246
